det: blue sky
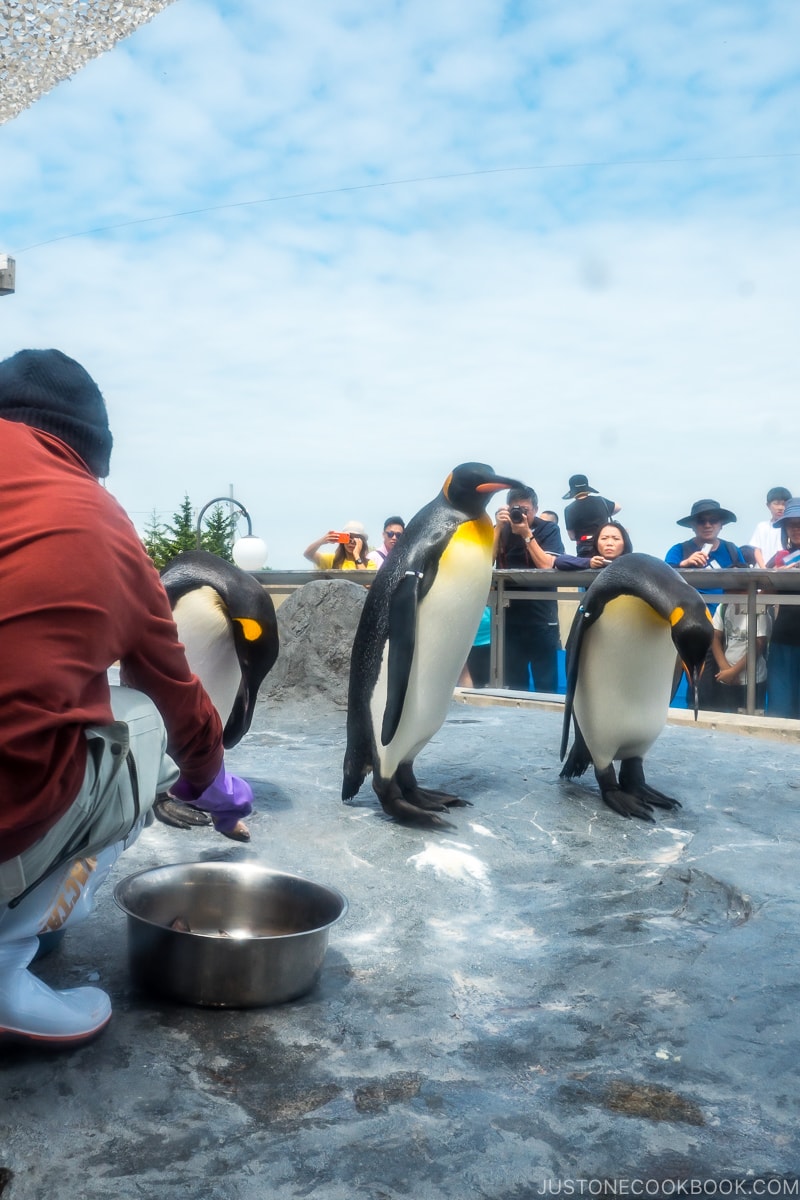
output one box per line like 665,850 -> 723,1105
2,0 -> 799,566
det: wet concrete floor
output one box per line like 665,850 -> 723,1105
2,694 -> 800,1198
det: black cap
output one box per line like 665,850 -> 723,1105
563,474 -> 599,499
0,348 -> 113,477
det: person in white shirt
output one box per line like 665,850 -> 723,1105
749,486 -> 793,567
711,601 -> 771,712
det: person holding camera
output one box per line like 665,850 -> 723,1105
303,521 -> 376,570
494,486 -> 564,694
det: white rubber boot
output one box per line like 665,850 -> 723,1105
0,937 -> 111,1045
0,817 -> 148,1046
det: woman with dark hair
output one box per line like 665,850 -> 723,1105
524,521 -> 633,571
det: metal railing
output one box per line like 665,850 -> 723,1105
252,566 -> 800,717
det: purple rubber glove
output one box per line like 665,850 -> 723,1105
171,765 -> 253,834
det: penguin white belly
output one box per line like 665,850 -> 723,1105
172,587 -> 240,725
573,595 -> 677,768
371,522 -> 493,780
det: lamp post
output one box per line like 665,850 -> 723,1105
0,255 -> 15,297
195,497 -> 268,570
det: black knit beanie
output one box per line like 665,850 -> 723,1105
0,348 -> 113,477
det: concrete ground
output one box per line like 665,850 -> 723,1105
2,693 -> 800,1199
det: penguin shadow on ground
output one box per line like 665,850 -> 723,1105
251,778 -> 295,814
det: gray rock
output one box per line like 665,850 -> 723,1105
264,578 -> 366,708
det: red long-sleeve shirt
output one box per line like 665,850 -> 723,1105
0,419 -> 224,860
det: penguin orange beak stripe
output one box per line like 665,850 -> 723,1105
234,617 -> 263,641
476,482 -> 511,494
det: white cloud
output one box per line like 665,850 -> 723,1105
2,0 -> 798,565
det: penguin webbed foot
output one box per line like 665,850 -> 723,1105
397,763 -> 470,818
382,795 -> 457,829
618,759 -> 682,812
372,776 -> 458,829
594,764 -> 655,823
600,787 -> 657,823
407,786 -> 472,811
153,795 -> 213,829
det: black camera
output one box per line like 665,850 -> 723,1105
509,505 -> 526,523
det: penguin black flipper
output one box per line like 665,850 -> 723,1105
381,569 -> 421,746
379,527 -> 451,746
345,504 -> 458,793
560,583 -> 614,762
560,604 -> 587,762
559,721 -> 592,780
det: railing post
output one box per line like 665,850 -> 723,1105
489,576 -> 506,688
745,578 -> 757,716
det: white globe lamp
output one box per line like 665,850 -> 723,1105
232,535 -> 268,571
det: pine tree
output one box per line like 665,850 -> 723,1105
200,503 -> 235,561
141,494 -> 239,569
164,494 -> 199,558
142,509 -> 173,569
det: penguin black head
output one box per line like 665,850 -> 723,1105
442,463 -> 524,519
669,603 -> 714,719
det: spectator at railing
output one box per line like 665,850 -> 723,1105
766,498 -> 800,719
749,486 -> 793,568
711,601 -> 770,714
494,485 -> 563,694
665,499 -> 746,572
562,474 -> 621,557
458,606 -> 492,689
367,516 -> 405,568
665,499 -> 746,710
524,521 -> 633,571
303,522 -> 376,571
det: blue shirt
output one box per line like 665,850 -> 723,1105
664,538 -> 745,612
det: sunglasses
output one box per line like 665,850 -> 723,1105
384,530 -> 402,539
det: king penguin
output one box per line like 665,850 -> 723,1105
160,550 -> 279,749
343,462 -> 522,825
560,553 -> 713,821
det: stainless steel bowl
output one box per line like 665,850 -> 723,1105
113,862 -> 348,1008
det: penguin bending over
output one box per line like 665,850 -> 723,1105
156,551 -> 279,835
560,553 -> 712,822
161,550 -> 279,746
343,462 -> 522,826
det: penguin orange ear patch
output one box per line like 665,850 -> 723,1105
668,606 -> 685,627
234,618 -> 263,641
